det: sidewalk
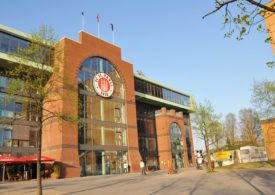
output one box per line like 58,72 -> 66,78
1,168 -> 274,195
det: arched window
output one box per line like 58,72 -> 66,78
78,57 -> 124,99
78,57 -> 127,176
170,123 -> 184,169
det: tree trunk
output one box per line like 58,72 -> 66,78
215,140 -> 219,152
204,137 -> 211,170
37,124 -> 42,195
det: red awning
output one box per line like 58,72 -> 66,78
0,155 -> 21,163
19,155 -> 55,162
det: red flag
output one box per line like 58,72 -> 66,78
97,14 -> 99,22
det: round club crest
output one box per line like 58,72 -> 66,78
93,73 -> 114,98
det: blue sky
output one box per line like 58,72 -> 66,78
1,0 -> 274,149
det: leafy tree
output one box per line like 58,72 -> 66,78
239,108 -> 262,146
204,0 -> 275,67
252,80 -> 275,119
192,100 -> 221,170
224,113 -> 238,149
204,0 -> 275,39
209,120 -> 224,152
3,25 -> 76,195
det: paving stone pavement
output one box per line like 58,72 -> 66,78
1,168 -> 275,195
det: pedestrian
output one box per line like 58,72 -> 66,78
123,162 -> 128,173
210,153 -> 215,171
196,150 -> 201,169
140,160 -> 146,175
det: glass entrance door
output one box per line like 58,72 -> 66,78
79,150 -> 127,176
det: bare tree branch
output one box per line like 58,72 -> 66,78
203,0 -> 275,20
247,0 -> 275,12
203,0 -> 238,19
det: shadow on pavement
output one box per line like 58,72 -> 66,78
233,170 -> 267,195
189,177 -> 204,195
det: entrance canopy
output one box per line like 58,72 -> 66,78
19,155 -> 55,162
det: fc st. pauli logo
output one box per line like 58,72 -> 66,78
93,73 -> 114,98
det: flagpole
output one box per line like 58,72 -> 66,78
112,30 -> 115,44
98,22 -> 100,38
111,23 -> 115,44
81,11 -> 85,31
97,14 -> 100,38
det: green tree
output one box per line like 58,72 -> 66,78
210,120 -> 224,152
224,113 -> 238,149
252,80 -> 275,119
192,100 -> 221,170
3,25 -> 75,195
239,108 -> 262,146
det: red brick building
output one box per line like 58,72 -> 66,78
261,119 -> 275,160
262,1 -> 275,160
0,24 -> 196,178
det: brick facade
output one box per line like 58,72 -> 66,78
42,32 -> 140,177
264,0 -> 275,56
262,1 -> 275,160
155,107 -> 195,171
0,25 -> 196,178
184,114 -> 196,165
261,119 -> 275,160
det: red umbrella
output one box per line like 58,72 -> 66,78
0,155 -> 21,163
19,155 -> 55,162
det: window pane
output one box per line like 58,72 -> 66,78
0,33 -> 9,52
0,76 -> 8,89
19,140 -> 29,147
9,37 -> 18,53
29,130 -> 37,147
3,129 -> 12,147
0,93 -> 14,118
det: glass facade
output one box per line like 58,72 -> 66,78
79,150 -> 128,176
136,101 -> 160,170
78,57 -> 127,176
0,31 -> 53,64
0,31 -> 28,54
170,123 -> 184,169
0,124 -> 12,147
0,76 -> 38,150
184,114 -> 192,164
0,81 -> 39,121
134,78 -> 190,107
